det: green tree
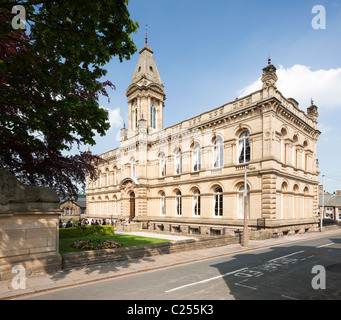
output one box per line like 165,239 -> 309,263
0,0 -> 138,197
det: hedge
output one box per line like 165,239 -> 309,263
59,225 -> 116,239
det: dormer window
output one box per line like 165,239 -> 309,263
149,66 -> 153,72
138,66 -> 141,72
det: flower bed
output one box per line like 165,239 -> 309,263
71,239 -> 122,251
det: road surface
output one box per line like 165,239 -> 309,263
17,233 -> 341,301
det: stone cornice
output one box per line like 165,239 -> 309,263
126,82 -> 166,99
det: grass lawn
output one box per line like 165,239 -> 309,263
59,228 -> 172,255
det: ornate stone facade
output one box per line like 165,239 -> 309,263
86,45 -> 321,236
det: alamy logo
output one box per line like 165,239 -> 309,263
312,5 -> 326,30
311,265 -> 326,290
11,265 -> 26,290
11,5 -> 26,30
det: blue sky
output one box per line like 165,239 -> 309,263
87,0 -> 341,193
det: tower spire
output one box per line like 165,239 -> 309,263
126,40 -> 166,133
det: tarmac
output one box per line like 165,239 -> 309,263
1,228 -> 341,300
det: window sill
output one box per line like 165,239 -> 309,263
210,167 -> 222,174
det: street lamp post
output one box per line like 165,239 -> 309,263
243,165 -> 256,247
321,175 -> 325,232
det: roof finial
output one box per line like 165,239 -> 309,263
268,53 -> 271,65
145,24 -> 148,45
311,98 -> 314,106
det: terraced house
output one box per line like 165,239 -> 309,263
86,41 -> 321,237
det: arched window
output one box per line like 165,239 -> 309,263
292,135 -> 298,167
106,169 -> 109,187
105,196 -> 110,216
151,104 -> 156,129
193,144 -> 201,172
99,171 -> 102,188
238,131 -> 250,164
160,153 -> 166,177
303,140 -> 308,171
175,149 -> 182,175
160,192 -> 166,216
303,187 -> 309,219
193,189 -> 201,216
293,184 -> 299,219
90,197 -> 95,216
281,182 -> 288,219
113,167 -> 117,185
113,197 -> 117,216
99,197 -> 102,216
176,191 -> 182,216
280,128 -> 287,163
214,187 -> 223,217
214,137 -> 224,168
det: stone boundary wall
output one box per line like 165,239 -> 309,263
62,235 -> 240,269
61,226 -> 340,270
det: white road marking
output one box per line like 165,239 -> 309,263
165,268 -> 248,293
317,243 -> 333,248
268,251 -> 305,262
281,295 -> 298,300
235,280 -> 258,290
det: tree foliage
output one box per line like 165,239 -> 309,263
0,0 -> 138,197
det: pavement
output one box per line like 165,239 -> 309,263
1,228 -> 341,300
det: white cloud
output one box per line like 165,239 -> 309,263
238,64 -> 341,109
318,122 -> 333,135
106,107 -> 123,130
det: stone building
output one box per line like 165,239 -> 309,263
86,42 -> 321,236
318,187 -> 341,223
60,198 -> 86,222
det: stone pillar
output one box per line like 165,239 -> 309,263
0,169 -> 62,280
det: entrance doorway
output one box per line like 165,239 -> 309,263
130,192 -> 135,221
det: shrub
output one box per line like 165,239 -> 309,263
59,225 -> 116,239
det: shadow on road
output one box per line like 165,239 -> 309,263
210,235 -> 341,300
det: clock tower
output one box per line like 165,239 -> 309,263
126,40 -> 166,133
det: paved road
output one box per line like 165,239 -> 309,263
18,233 -> 341,301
